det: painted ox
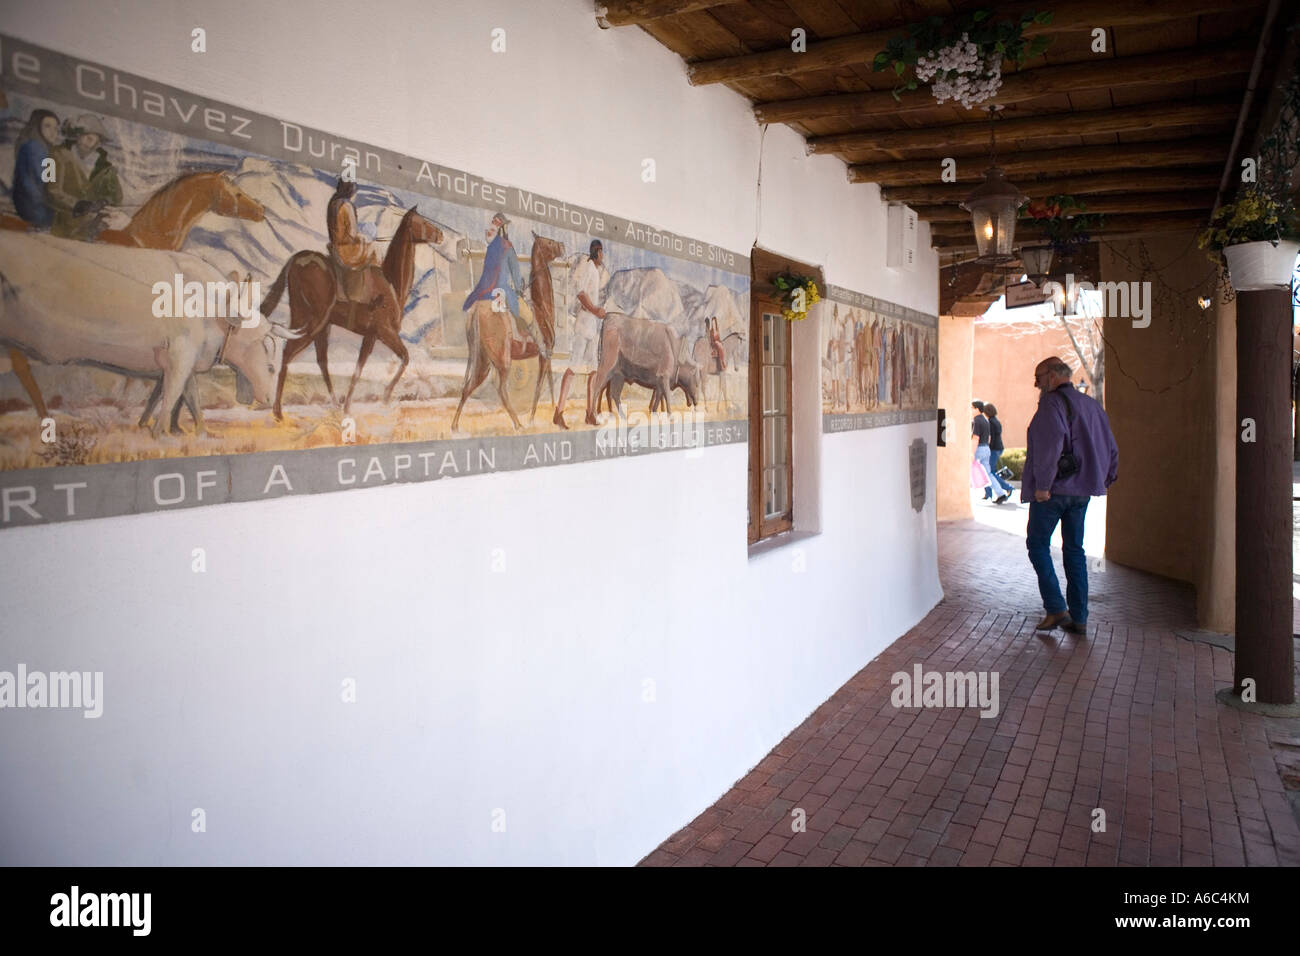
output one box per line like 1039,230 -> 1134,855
588,311 -> 700,419
601,268 -> 687,334
0,233 -> 302,437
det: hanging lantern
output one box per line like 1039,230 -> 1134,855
962,166 -> 1028,261
1020,244 -> 1054,282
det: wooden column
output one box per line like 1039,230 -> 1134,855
1235,287 -> 1296,705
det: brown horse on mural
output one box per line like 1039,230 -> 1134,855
525,232 -> 564,424
1,170 -> 266,421
451,231 -> 564,432
0,170 -> 263,248
99,170 -> 265,249
259,206 -> 443,420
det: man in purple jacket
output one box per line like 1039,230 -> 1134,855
1023,356 -> 1119,634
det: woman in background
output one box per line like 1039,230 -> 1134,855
984,402 -> 1016,503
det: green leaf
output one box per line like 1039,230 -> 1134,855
895,61 -> 905,76
872,51 -> 888,69
973,9 -> 990,21
995,40 -> 1005,53
906,79 -> 917,90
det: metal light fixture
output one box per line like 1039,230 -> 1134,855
1020,244 -> 1054,282
961,106 -> 1027,261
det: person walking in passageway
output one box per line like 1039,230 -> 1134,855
982,402 -> 1015,503
1023,356 -> 1119,634
970,400 -> 1000,502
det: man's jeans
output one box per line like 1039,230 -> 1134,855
1026,494 -> 1090,623
974,444 -> 997,498
988,449 -> 1014,495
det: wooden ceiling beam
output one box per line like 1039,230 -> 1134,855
883,168 -> 1223,205
755,44 -> 1253,124
688,0 -> 1252,86
930,211 -> 1209,246
849,139 -> 1225,185
596,0 -> 735,28
913,191 -> 1216,222
807,97 -> 1239,156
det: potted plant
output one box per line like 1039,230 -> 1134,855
1200,71 -> 1300,292
873,9 -> 1053,109
773,273 -> 820,321
1198,187 -> 1300,292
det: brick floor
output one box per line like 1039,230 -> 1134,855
640,519 -> 1300,867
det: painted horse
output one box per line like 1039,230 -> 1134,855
451,232 -> 564,432
1,170 -> 265,421
258,206 -> 443,420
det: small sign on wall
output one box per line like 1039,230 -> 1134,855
909,438 -> 927,512
1005,280 -> 1048,309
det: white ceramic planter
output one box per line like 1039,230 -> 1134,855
1223,240 -> 1300,292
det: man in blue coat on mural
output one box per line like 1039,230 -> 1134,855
463,211 -> 547,359
1023,355 -> 1119,635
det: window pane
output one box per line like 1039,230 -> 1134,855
767,366 -> 786,415
762,313 -> 776,362
765,465 -> 789,518
771,318 -> 787,364
773,465 -> 789,515
764,415 -> 788,467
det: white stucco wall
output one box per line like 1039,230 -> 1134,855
0,0 -> 941,865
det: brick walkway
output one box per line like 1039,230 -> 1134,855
640,519 -> 1300,867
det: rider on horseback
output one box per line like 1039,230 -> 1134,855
48,114 -> 121,240
327,176 -> 386,321
462,212 -> 548,360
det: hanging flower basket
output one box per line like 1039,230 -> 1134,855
1222,240 -> 1300,292
873,10 -> 1054,109
1199,186 -> 1300,290
773,273 -> 820,320
1021,196 -> 1104,257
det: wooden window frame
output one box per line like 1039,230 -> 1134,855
748,295 -> 794,544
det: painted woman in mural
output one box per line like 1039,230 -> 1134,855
10,109 -> 61,230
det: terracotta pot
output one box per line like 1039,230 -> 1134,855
1223,240 -> 1300,292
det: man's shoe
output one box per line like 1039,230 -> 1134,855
1034,612 -> 1070,631
995,493 -> 1009,504
1063,620 -> 1087,635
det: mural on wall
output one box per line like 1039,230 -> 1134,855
0,36 -> 749,527
820,283 -> 938,433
